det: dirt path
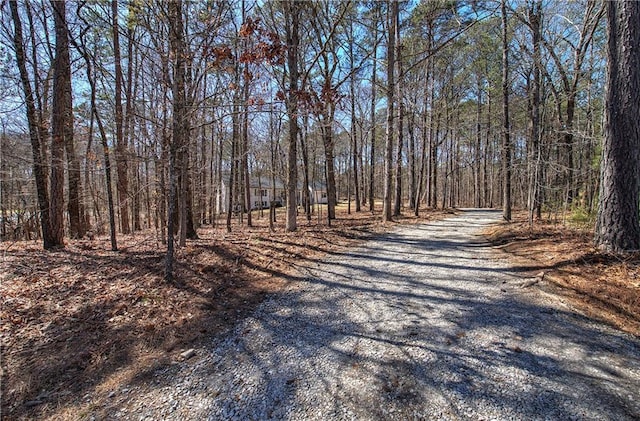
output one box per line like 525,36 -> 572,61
104,209 -> 640,420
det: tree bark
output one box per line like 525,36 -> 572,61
393,9 -> 403,217
528,1 -> 543,225
166,0 -> 187,280
49,0 -> 73,247
501,0 -> 512,221
9,1 -> 57,249
51,0 -> 84,239
227,98 -> 240,233
284,0 -> 300,232
369,32 -> 377,213
112,0 -> 130,234
382,0 -> 396,223
594,1 -> 640,252
475,79 -> 482,208
349,19 -> 361,213
415,90 -> 429,216
408,112 -> 416,211
321,115 -> 337,220
429,114 -> 438,208
301,115 -> 312,222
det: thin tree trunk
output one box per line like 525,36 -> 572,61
242,60 -> 252,227
501,0 -> 512,221
528,1 -> 542,226
382,0 -> 397,223
227,100 -> 240,233
393,12 -> 403,217
112,0 -> 130,234
430,112 -> 440,208
475,79 -> 482,208
349,20 -> 361,213
484,92 -> 491,207
322,116 -> 337,220
93,104 -> 118,251
70,20 -> 119,250
369,36 -> 377,213
185,156 -> 198,240
408,112 -> 416,211
301,115 -> 312,222
125,15 -> 140,232
284,0 -> 300,232
268,102 -> 277,230
415,93 -> 428,216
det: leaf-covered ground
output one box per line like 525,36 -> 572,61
486,211 -> 640,337
3,207 -> 637,420
0,206 -> 446,420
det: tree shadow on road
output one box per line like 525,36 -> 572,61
117,210 -> 640,419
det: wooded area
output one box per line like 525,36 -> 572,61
1,0 -> 639,275
2,2 -> 640,418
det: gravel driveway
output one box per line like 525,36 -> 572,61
109,209 -> 640,420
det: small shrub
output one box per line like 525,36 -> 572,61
569,206 -> 595,228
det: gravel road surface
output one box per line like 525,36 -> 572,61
107,209 -> 640,420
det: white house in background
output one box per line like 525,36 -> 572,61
308,182 -> 328,205
217,175 -> 327,213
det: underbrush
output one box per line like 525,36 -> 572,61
486,210 -> 640,338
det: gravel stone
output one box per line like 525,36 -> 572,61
105,209 -> 640,420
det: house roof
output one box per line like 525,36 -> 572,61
221,172 -> 325,191
249,176 -> 285,189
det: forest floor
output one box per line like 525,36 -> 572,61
1,206 -> 638,420
0,204 -> 450,420
485,210 -> 640,338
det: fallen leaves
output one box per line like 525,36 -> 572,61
486,211 -> 640,338
2,206 -> 444,420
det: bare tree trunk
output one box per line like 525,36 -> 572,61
159,97 -> 168,244
501,0 -> 512,221
268,102 -> 277,230
349,20 -> 361,213
475,79 -> 482,208
321,117 -> 337,220
9,1 -> 57,249
393,14 -> 403,217
284,0 -> 300,232
112,0 -> 130,234
70,12 -> 119,250
49,0 -> 72,247
369,35 -> 377,213
166,0 -> 186,280
382,0 -> 397,223
185,156 -> 198,240
430,111 -> 440,208
301,115 -> 312,222
415,91 -> 429,216
124,12 -> 140,232
408,112 -> 416,211
53,0 -> 84,239
242,59 -> 252,227
484,92 -> 491,207
528,1 -> 543,226
214,120 -> 223,227
594,0 -> 640,252
227,99 -> 240,233
93,102 -> 118,251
